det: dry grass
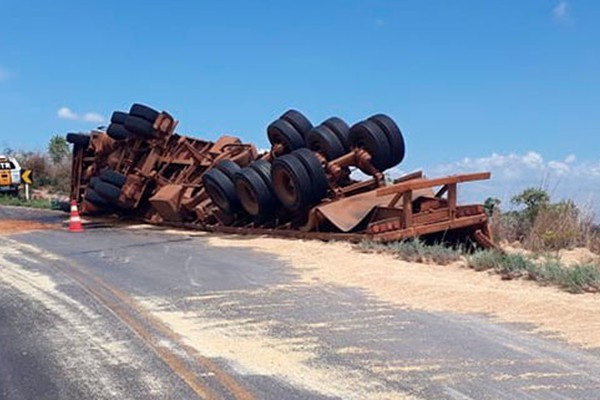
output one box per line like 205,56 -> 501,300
358,240 -> 463,265
490,203 -> 600,256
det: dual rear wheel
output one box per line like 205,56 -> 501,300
204,150 -> 330,219
106,103 -> 160,140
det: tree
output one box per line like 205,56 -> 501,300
48,135 -> 69,165
483,197 -> 501,216
511,187 -> 550,223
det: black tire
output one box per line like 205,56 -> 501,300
129,103 -> 159,123
107,123 -> 132,140
271,154 -> 314,211
305,125 -> 346,161
280,109 -> 313,139
348,120 -> 393,171
111,111 -> 128,124
368,114 -> 405,167
267,119 -> 305,152
322,117 -> 350,152
234,168 -> 277,218
124,115 -> 156,138
215,159 -> 241,181
85,188 -> 109,207
100,168 -> 127,188
89,177 -> 102,189
203,168 -> 240,214
66,133 -> 90,147
94,180 -> 121,203
248,159 -> 273,186
292,149 -> 328,204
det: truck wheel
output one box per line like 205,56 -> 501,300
272,154 -> 314,211
281,109 -> 313,139
267,119 -> 305,152
292,149 -> 328,204
129,103 -> 159,123
368,114 -> 405,167
110,111 -> 128,124
124,115 -> 156,138
322,117 -> 350,152
95,181 -> 121,203
234,167 -> 277,218
248,159 -> 273,186
66,133 -> 90,147
89,177 -> 102,189
349,120 -> 393,171
85,188 -> 109,207
106,123 -> 132,140
306,125 -> 346,161
215,159 -> 242,181
100,169 -> 127,188
203,168 -> 240,214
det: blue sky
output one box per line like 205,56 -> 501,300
1,1 -> 599,212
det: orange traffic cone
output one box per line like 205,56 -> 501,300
69,200 -> 84,232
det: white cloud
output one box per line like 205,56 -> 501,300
57,107 -> 78,120
57,107 -> 104,123
522,151 -> 544,168
416,151 -> 600,183
553,1 -> 570,22
0,66 -> 9,81
387,151 -> 600,217
82,112 -> 104,123
548,160 -> 570,175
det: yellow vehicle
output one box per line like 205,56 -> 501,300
0,155 -> 22,196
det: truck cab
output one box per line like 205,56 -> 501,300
0,155 -> 22,195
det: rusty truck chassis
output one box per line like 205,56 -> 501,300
69,105 -> 494,248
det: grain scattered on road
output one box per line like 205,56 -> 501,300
206,235 -> 600,349
138,297 -> 419,400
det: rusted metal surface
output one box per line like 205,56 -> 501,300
67,103 -> 495,247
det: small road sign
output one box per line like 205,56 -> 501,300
21,169 -> 33,185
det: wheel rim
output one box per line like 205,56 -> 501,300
272,167 -> 298,208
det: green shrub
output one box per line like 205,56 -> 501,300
531,259 -> 566,284
358,239 -> 463,265
467,249 -> 600,294
561,264 -> 600,293
466,250 -> 505,271
0,195 -> 52,209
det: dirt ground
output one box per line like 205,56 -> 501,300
0,219 -> 54,234
504,244 -> 600,266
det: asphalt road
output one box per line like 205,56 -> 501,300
1,206 -> 600,399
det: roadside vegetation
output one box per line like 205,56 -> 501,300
359,187 -> 600,294
485,187 -> 600,254
1,135 -> 72,209
359,240 -> 464,265
0,195 -> 53,209
467,250 -> 600,293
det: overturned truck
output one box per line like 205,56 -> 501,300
67,103 -> 494,247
